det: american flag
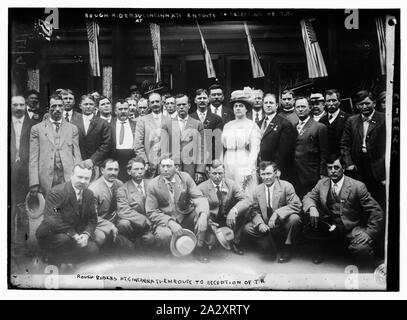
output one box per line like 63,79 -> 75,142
375,17 -> 386,76
300,19 -> 328,78
86,20 -> 101,77
196,22 -> 216,79
244,22 -> 265,79
150,23 -> 162,84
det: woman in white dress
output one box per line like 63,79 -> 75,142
222,90 -> 261,194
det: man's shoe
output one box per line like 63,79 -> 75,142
278,245 -> 292,263
230,243 -> 244,255
193,246 -> 210,263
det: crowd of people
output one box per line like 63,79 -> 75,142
10,83 -> 386,268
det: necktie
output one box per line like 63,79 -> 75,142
216,185 -> 224,215
262,117 -> 268,131
329,114 -> 333,121
77,190 -> 83,206
332,183 -> 338,198
119,121 -> 125,145
65,112 -> 70,122
53,122 -> 61,133
267,186 -> 273,218
109,185 -> 117,213
297,121 -> 303,134
137,183 -> 144,197
255,112 -> 259,122
167,181 -> 174,194
180,119 -> 186,132
199,113 -> 205,123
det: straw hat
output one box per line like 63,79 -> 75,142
170,229 -> 197,257
25,192 -> 45,220
214,226 -> 235,250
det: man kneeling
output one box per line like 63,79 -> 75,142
36,163 -> 99,265
302,155 -> 384,265
243,162 -> 302,262
145,155 -> 210,262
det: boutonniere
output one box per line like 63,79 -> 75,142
273,124 -> 279,131
221,187 -> 228,194
298,129 -> 305,136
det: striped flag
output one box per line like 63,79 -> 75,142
300,19 -> 328,78
375,17 -> 386,76
86,20 -> 101,77
36,19 -> 53,41
243,22 -> 265,79
196,22 -> 216,79
150,23 -> 162,84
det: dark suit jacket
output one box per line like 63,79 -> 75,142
36,181 -> 98,239
89,177 -> 123,221
340,111 -> 386,182
295,118 -> 328,190
302,176 -> 384,240
250,180 -> 302,226
10,116 -> 36,202
208,105 -> 234,126
257,114 -> 296,177
320,110 -> 350,158
190,110 -> 223,163
110,118 -> 137,151
278,109 -> 299,128
71,115 -> 112,166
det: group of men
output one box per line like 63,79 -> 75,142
10,84 -> 385,266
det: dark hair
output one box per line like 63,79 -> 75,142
325,89 -> 341,101
264,93 -> 277,101
354,90 -> 375,104
210,159 -> 224,170
259,161 -> 278,172
195,88 -> 209,97
100,158 -> 118,169
126,156 -> 146,170
73,161 -> 93,172
281,89 -> 295,98
175,93 -> 190,104
60,89 -> 75,96
97,95 -> 111,105
294,95 -> 310,105
208,84 -> 223,94
49,93 -> 63,103
26,89 -> 39,97
148,92 -> 161,100
326,154 -> 346,167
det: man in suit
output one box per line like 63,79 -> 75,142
145,156 -> 210,262
36,163 -> 99,265
29,94 -> 82,195
294,96 -> 329,198
198,160 -> 251,255
247,89 -> 265,124
88,159 -> 134,250
278,89 -> 299,127
125,97 -> 139,124
244,162 -> 302,262
310,92 -> 327,122
320,89 -> 350,158
60,89 -> 82,123
134,92 -> 169,177
341,90 -> 386,209
11,96 -> 36,254
163,94 -> 178,119
190,89 -> 223,164
161,94 -> 206,184
25,89 -> 43,122
116,157 -> 155,246
303,156 -> 384,265
96,96 -> 113,123
208,84 -> 234,126
258,93 -> 297,183
110,100 -> 136,182
71,94 -> 111,171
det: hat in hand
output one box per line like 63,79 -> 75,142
214,226 -> 235,250
170,229 -> 197,257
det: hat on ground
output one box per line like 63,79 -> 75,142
170,229 -> 197,257
25,192 -> 45,220
228,90 -> 253,110
214,226 -> 235,250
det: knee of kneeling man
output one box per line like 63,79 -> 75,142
94,231 -> 106,246
288,214 -> 302,225
155,228 -> 172,246
84,241 -> 100,256
117,219 -> 132,231
348,243 -> 374,256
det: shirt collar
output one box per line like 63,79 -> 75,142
50,118 -> 62,124
169,112 -> 178,119
331,175 -> 345,191
328,109 -> 340,120
118,118 -> 129,124
198,109 -> 207,116
264,112 -> 276,122
152,112 -> 162,119
210,104 -> 222,112
101,114 -> 111,121
164,176 -> 176,185
65,110 -> 73,116
102,177 -> 114,189
362,110 -> 375,121
71,182 -> 82,198
12,115 -> 25,123
83,113 -> 94,121
299,116 -> 310,125
177,115 -> 189,122
132,179 -> 144,189
283,107 -> 295,113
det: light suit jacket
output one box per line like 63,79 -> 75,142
250,180 -> 302,227
302,176 -> 384,240
29,119 -> 82,193
146,172 -> 209,227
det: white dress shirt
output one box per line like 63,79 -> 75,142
362,110 -> 375,152
198,110 -> 207,123
83,114 -> 94,134
152,112 -> 162,127
132,180 -> 145,197
12,115 -> 24,153
177,115 -> 189,132
313,111 -> 326,122
100,114 -> 112,123
210,105 -> 223,117
71,182 -> 83,201
64,110 -> 73,122
103,177 -> 114,191
328,109 -> 340,124
262,112 -> 276,132
51,119 -> 62,132
252,110 -> 263,122
264,182 -> 275,208
115,119 -> 134,149
296,116 -> 310,134
331,175 -> 345,196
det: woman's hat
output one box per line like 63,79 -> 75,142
228,90 -> 253,109
170,229 -> 197,257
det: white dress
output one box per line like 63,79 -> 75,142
222,118 -> 261,193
